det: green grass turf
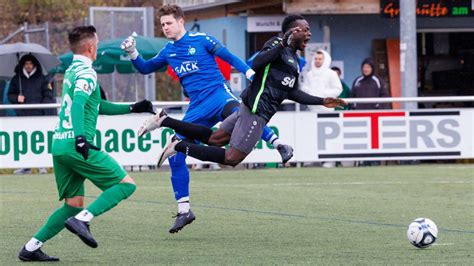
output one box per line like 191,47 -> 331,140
1,165 -> 473,264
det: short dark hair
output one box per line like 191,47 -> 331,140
68,26 -> 97,53
158,4 -> 185,20
282,14 -> 305,33
331,66 -> 341,72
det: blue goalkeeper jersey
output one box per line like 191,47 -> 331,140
132,31 -> 250,104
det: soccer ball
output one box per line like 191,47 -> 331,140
407,218 -> 438,248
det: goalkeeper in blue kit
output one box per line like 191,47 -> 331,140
121,4 -> 294,233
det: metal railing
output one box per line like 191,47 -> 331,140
1,96 -> 473,110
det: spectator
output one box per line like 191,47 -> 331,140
300,50 -> 342,168
331,66 -> 351,111
331,66 -> 355,167
8,54 -> 55,115
351,58 -> 390,166
8,54 -> 55,175
300,50 -> 342,112
350,58 -> 390,110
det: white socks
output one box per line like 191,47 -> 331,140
25,238 -> 43,252
270,136 -> 283,148
75,209 -> 94,222
178,202 -> 190,214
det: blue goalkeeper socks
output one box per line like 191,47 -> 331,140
169,152 -> 190,201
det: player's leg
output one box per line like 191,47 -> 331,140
168,151 -> 196,234
166,107 -> 221,234
221,101 -> 293,163
138,109 -> 215,144
160,106 -> 234,147
158,109 -> 237,167
19,156 -> 85,261
64,150 -> 136,248
163,116 -> 214,143
263,126 -> 294,164
169,138 -> 243,166
159,108 -> 228,233
139,109 -> 233,147
165,89 -> 238,233
161,104 -> 266,167
169,132 -> 252,166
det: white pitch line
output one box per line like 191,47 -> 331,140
147,180 -> 474,189
432,243 -> 455,246
433,166 -> 474,169
272,180 -> 474,186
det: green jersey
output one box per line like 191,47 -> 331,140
52,55 -> 100,155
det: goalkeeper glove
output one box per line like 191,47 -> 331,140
121,36 -> 139,60
130,99 -> 155,114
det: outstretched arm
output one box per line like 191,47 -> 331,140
99,100 -> 130,115
122,36 -> 168,74
288,89 -> 347,108
99,99 -> 154,115
287,89 -> 324,105
131,55 -> 167,75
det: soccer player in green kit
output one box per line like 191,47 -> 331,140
18,26 -> 155,262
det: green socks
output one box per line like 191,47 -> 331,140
32,183 -> 135,243
87,183 -> 136,217
34,203 -> 83,242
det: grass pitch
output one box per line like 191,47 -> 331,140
1,165 -> 473,264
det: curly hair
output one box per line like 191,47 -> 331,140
281,14 -> 305,33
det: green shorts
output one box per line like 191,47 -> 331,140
53,150 -> 127,200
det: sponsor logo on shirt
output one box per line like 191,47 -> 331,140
281,76 -> 296,88
174,60 -> 199,76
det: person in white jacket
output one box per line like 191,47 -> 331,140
301,50 -> 342,168
300,50 -> 342,112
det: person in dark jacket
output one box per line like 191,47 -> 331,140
351,58 -> 390,110
351,58 -> 389,167
8,54 -> 55,175
8,54 -> 55,116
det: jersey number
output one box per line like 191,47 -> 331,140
60,94 -> 73,130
